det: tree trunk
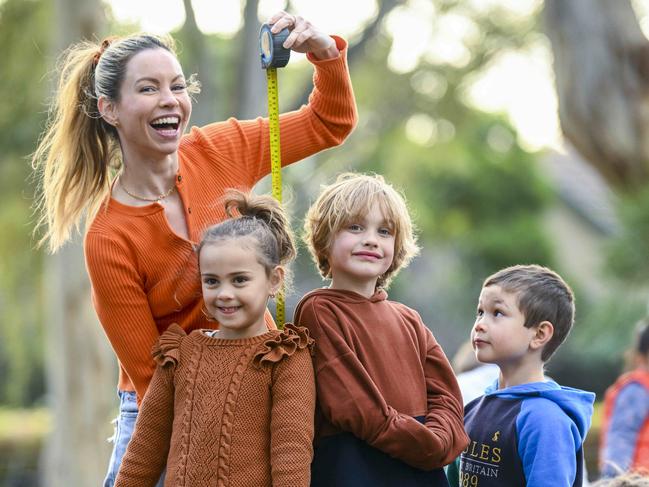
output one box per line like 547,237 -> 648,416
544,0 -> 649,189
233,0 -> 265,119
180,0 -> 218,124
40,1 -> 115,486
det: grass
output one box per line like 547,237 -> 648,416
0,407 -> 51,443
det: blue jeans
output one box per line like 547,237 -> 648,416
103,390 -> 165,487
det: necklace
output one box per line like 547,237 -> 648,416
119,176 -> 176,203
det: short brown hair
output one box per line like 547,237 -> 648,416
303,173 -> 420,289
484,264 -> 575,362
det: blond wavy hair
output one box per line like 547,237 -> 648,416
303,172 -> 420,289
32,33 -> 199,252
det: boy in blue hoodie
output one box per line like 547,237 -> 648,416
454,264 -> 595,487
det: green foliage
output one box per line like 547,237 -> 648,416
348,39 -> 555,279
0,0 -> 50,406
549,283 -> 647,395
0,0 -> 50,156
606,186 -> 649,282
573,288 -> 647,357
369,113 -> 554,349
385,120 -> 552,269
272,2 -> 552,344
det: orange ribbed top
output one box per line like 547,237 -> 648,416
84,36 -> 357,404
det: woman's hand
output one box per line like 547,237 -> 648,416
268,11 -> 339,60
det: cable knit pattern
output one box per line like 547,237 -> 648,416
114,326 -> 316,487
253,323 -> 315,368
217,344 -> 258,485
175,337 -> 204,486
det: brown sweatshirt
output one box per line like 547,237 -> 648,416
114,324 -> 315,487
294,288 -> 469,470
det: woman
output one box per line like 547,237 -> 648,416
32,11 -> 357,487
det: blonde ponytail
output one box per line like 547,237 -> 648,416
32,41 -> 118,252
32,33 -> 183,252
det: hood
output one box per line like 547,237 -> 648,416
485,379 -> 595,441
299,287 -> 387,304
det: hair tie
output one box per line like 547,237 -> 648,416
93,36 -> 118,67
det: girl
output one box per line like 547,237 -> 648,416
31,11 -> 355,486
295,173 -> 468,486
114,190 -> 315,487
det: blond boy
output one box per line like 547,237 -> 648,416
295,173 -> 468,487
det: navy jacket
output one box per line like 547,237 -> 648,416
459,380 -> 594,486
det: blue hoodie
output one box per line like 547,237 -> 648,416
459,380 -> 595,486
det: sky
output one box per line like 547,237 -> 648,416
107,0 -> 557,152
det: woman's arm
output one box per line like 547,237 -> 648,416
269,347 -> 316,486
183,32 -> 357,187
85,233 -> 160,403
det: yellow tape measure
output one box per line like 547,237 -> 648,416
260,23 -> 290,327
266,67 -> 285,326
266,68 -> 282,204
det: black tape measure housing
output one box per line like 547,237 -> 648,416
259,24 -> 291,69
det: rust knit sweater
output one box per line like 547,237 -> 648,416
113,324 -> 316,487
294,288 -> 469,472
84,36 -> 357,404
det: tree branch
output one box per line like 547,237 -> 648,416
544,0 -> 649,188
289,0 -> 403,109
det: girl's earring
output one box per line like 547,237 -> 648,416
201,306 -> 216,322
269,292 -> 276,299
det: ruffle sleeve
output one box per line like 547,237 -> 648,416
151,323 -> 186,367
252,324 -> 315,368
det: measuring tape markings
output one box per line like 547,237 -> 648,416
266,67 -> 285,326
266,68 -> 282,204
260,23 -> 290,327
